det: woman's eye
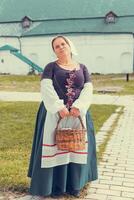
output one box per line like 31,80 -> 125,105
55,45 -> 60,49
54,42 -> 66,49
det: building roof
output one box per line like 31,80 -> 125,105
0,0 -> 134,36
22,16 -> 134,36
0,0 -> 134,22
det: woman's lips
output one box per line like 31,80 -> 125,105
60,48 -> 66,53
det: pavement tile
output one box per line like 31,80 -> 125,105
114,170 -> 134,175
96,189 -> 121,196
112,177 -> 134,183
100,180 -> 123,186
110,186 -> 134,192
125,174 -> 134,179
85,193 -> 107,200
103,172 -> 125,177
89,183 -> 110,189
107,196 -> 132,200
123,182 -> 134,187
122,192 -> 134,198
98,175 -> 112,180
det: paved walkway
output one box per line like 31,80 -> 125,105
0,92 -> 134,200
0,91 -> 134,106
86,106 -> 134,200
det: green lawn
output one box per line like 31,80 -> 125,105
92,74 -> 134,95
0,102 -> 118,192
0,75 -> 40,92
0,74 -> 134,94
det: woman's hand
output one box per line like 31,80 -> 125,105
70,107 -> 80,117
59,107 -> 70,118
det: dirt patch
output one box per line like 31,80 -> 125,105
95,86 -> 123,94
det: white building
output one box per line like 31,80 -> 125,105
0,0 -> 134,74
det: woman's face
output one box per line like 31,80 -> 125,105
52,37 -> 71,58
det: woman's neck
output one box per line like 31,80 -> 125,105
56,58 -> 79,70
57,55 -> 73,66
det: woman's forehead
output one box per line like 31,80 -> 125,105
53,37 -> 68,45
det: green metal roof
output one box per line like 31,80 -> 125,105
0,22 -> 41,37
0,0 -> 134,36
0,45 -> 18,51
0,0 -> 134,22
22,16 -> 134,36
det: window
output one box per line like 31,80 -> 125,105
21,16 -> 32,28
105,11 -> 117,23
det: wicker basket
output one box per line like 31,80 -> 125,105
55,116 -> 86,151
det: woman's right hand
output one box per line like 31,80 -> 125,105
59,107 -> 69,118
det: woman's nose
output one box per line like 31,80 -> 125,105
60,45 -> 64,49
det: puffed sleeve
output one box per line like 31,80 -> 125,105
83,65 -> 92,83
72,65 -> 93,116
40,63 -> 65,113
41,63 -> 54,79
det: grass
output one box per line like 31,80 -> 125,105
92,73 -> 134,95
0,73 -> 134,94
89,104 -> 118,133
0,102 -> 39,192
97,107 -> 124,161
0,75 -> 40,92
0,102 -> 118,192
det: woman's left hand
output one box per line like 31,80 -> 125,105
70,107 -> 80,117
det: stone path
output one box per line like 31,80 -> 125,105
0,91 -> 134,107
86,106 -> 134,200
0,92 -> 134,200
0,91 -> 41,102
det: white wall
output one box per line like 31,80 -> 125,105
20,34 -> 134,74
0,51 -> 29,74
69,34 -> 133,74
0,37 -> 20,49
0,34 -> 133,74
20,36 -> 55,68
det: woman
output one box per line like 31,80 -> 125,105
27,35 -> 98,199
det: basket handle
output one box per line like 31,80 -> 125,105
56,114 -> 85,130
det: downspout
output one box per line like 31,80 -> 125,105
17,36 -> 22,53
133,34 -> 134,73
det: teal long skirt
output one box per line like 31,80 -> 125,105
27,102 -> 98,197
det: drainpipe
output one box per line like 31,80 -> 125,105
133,34 -> 134,73
17,36 -> 22,53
